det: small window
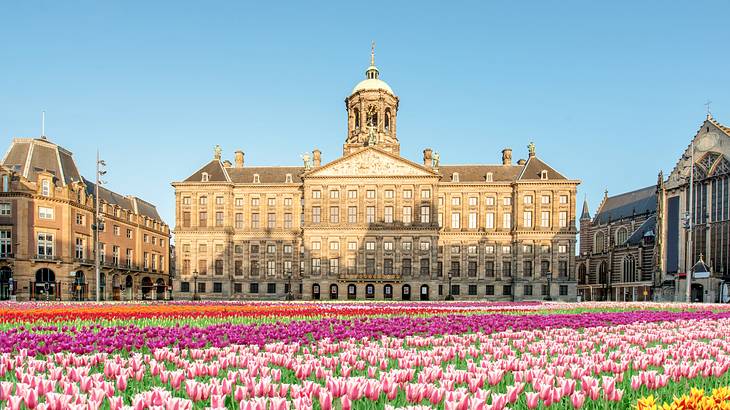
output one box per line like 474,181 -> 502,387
253,174 -> 260,183
541,170 -> 548,180
485,172 -> 493,182
285,174 -> 293,183
452,172 -> 460,182
41,179 -> 51,196
249,283 -> 259,294
180,282 -> 190,292
213,282 -> 223,293
267,283 -> 277,294
201,172 -> 209,182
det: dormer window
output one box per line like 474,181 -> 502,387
452,172 -> 460,183
201,172 -> 209,182
253,174 -> 260,183
41,179 -> 51,197
485,172 -> 493,182
285,174 -> 293,183
540,170 -> 548,180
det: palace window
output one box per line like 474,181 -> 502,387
403,206 -> 412,224
0,203 -> 10,216
420,205 -> 430,223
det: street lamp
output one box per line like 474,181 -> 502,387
192,270 -> 200,301
94,151 -> 107,302
446,271 -> 454,301
545,271 -> 553,301
285,271 -> 294,301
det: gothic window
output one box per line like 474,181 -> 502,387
598,261 -> 608,285
615,227 -> 628,245
623,255 -> 636,282
594,231 -> 605,253
354,109 -> 360,129
578,264 -> 587,285
711,157 -> 730,177
384,108 -> 391,132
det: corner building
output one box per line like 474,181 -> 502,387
172,52 -> 580,301
0,137 -> 171,301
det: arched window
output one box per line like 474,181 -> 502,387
594,231 -> 605,253
401,284 -> 411,300
615,227 -> 628,245
540,170 -> 548,180
329,284 -> 338,300
623,255 -> 636,282
347,284 -> 357,300
365,284 -> 375,299
383,284 -> 393,299
201,172 -> 209,182
598,262 -> 608,285
354,109 -> 360,129
312,284 -> 320,300
384,108 -> 391,132
578,264 -> 587,285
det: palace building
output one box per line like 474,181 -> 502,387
172,49 -> 580,301
0,136 -> 171,301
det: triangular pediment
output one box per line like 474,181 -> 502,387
307,147 -> 437,177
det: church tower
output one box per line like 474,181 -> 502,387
343,43 -> 400,156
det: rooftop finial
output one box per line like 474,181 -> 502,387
370,41 -> 375,66
528,141 -> 536,157
41,111 -> 46,139
705,100 -> 713,119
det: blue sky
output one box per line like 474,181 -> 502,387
1,1 -> 729,233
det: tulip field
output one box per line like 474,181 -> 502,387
1,302 -> 730,409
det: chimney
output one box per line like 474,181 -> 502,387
234,150 -> 244,168
517,159 -> 526,165
312,149 -> 321,167
222,160 -> 232,168
423,148 -> 433,168
501,148 -> 512,166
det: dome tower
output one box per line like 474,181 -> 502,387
343,43 -> 400,156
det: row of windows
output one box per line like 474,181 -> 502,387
181,190 -> 569,206
179,281 -> 570,297
183,195 -> 296,207
181,211 -> 296,229
180,281 -> 288,294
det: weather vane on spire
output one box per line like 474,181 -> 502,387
371,41 -> 375,66
705,100 -> 713,119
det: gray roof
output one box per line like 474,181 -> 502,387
626,215 -> 656,246
1,137 -> 83,185
83,178 -> 163,221
0,137 -> 164,224
595,185 -> 656,224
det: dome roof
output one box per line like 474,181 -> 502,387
352,78 -> 394,94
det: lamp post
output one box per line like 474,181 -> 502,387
192,270 -> 199,301
94,151 -> 106,302
545,271 -> 553,301
285,271 -> 294,301
446,271 -> 454,301
679,140 -> 696,303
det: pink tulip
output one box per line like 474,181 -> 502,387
525,392 -> 539,409
7,395 -> 23,410
318,389 -> 332,410
116,374 -> 128,392
570,391 -> 585,408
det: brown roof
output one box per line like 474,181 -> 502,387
226,166 -> 304,184
517,156 -> 567,180
183,160 -> 230,183
439,165 -> 522,182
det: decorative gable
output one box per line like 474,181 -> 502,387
308,148 -> 435,177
